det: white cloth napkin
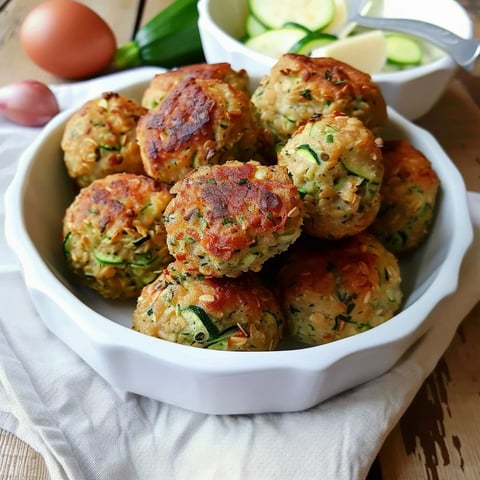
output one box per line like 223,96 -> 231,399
1,69 -> 479,480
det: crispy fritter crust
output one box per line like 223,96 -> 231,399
277,233 -> 402,346
371,139 -> 440,254
61,92 -> 147,187
63,173 -> 173,300
251,54 -> 387,144
278,113 -> 383,239
141,62 -> 250,108
164,161 -> 303,277
137,78 -> 271,184
133,263 -> 283,351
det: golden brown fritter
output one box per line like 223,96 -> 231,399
61,92 -> 147,187
251,54 -> 388,144
62,173 -> 173,300
133,262 -> 283,351
276,233 -> 403,346
371,139 -> 440,254
141,62 -> 250,109
164,160 -> 303,278
137,78 -> 272,184
278,113 -> 383,239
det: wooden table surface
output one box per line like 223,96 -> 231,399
1,1 -> 479,479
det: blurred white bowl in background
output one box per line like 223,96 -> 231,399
197,0 -> 474,119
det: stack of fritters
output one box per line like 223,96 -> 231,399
61,56 -> 440,350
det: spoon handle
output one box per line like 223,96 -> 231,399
354,14 -> 480,69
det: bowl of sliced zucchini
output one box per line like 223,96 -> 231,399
197,0 -> 474,119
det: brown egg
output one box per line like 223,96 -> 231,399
20,0 -> 117,79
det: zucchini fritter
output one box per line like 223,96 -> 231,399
133,263 -> 283,351
164,160 -> 303,278
61,92 -> 147,188
371,139 -> 440,254
251,54 -> 387,144
278,113 -> 383,239
277,233 -> 403,346
137,78 -> 272,184
141,62 -> 250,109
63,173 -> 173,300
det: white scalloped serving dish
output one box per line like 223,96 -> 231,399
197,0 -> 474,120
4,68 -> 473,414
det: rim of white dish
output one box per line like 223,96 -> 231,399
4,69 -> 474,376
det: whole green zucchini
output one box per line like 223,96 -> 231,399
113,0 -> 205,69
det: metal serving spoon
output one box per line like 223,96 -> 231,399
342,0 -> 480,69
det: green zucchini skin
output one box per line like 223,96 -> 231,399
114,0 -> 205,69
132,264 -> 284,351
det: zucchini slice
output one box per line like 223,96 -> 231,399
340,156 -> 380,182
386,34 -> 423,66
245,14 -> 267,38
94,251 -> 126,266
63,232 -> 72,257
296,144 -> 323,165
248,0 -> 336,31
181,305 -> 220,341
244,26 -> 307,58
130,252 -> 155,268
289,31 -> 337,56
281,21 -> 311,33
206,324 -> 241,349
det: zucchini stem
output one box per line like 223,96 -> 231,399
113,41 -> 142,69
112,0 -> 204,70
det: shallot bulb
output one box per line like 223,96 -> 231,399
0,80 -> 60,127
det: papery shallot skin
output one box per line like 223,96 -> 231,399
0,80 -> 59,127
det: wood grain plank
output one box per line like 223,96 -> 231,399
380,302 -> 480,479
0,0 -> 141,86
378,50 -> 480,478
417,78 -> 480,193
0,429 -> 49,480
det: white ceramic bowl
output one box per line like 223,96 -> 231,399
197,0 -> 474,120
4,69 -> 473,415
